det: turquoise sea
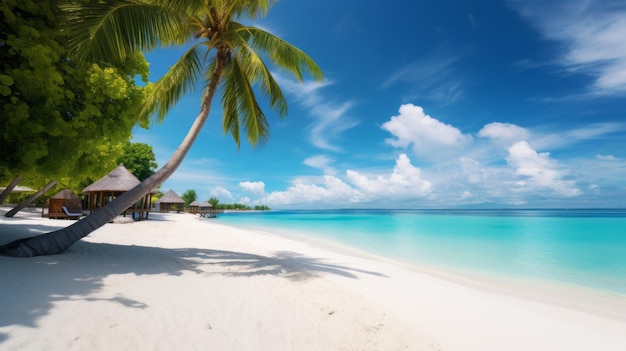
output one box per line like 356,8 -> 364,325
215,209 -> 626,297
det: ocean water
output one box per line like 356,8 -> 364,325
215,209 -> 626,296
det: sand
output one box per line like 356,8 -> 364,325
1,206 -> 625,350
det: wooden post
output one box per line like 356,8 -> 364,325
4,180 -> 57,218
0,175 -> 22,205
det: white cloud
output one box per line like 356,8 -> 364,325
478,122 -> 530,146
210,186 -> 233,201
261,175 -> 362,206
381,54 -> 466,103
275,74 -> 357,151
346,153 -> 432,197
303,155 -> 336,174
225,106 -> 626,208
259,153 -> 431,207
531,123 -> 625,150
460,157 -> 488,184
509,0 -> 626,95
382,104 -> 472,161
506,141 -> 580,196
596,154 -> 618,161
239,181 -> 265,195
565,123 -> 623,140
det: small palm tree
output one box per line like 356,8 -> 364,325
0,0 -> 322,257
208,197 -> 220,208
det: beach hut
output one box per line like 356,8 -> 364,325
46,189 -> 82,219
82,164 -> 153,220
197,201 -> 216,218
187,201 -> 200,214
157,189 -> 185,213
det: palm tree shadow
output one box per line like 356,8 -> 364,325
0,237 -> 388,344
177,248 -> 388,281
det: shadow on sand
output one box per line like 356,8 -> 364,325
0,219 -> 387,343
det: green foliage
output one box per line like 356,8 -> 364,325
181,189 -> 197,208
208,196 -> 220,208
214,203 -> 270,211
117,142 -> 158,181
0,0 -> 149,192
62,0 -> 323,149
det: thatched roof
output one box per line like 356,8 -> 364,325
83,164 -> 140,193
158,189 -> 184,204
198,201 -> 213,208
51,189 -> 79,200
188,201 -> 200,207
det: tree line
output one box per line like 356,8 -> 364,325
181,190 -> 270,211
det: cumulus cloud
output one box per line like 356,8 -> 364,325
238,197 -> 251,204
261,175 -> 362,205
259,154 -> 431,206
346,154 -> 432,197
382,104 -> 472,161
478,122 -> 530,146
506,141 -> 580,196
210,186 -> 233,200
239,181 -> 265,195
460,157 -> 487,184
509,0 -> 626,95
233,105 -> 623,208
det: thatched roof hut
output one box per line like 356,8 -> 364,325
198,201 -> 213,211
197,201 -> 217,218
82,164 -> 153,219
47,189 -> 82,219
188,200 -> 200,214
52,189 -> 79,200
83,163 -> 140,194
157,189 -> 185,212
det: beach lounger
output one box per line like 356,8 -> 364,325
62,205 -> 83,219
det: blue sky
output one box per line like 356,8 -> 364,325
133,0 -> 626,209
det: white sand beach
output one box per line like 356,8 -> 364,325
1,206 -> 625,350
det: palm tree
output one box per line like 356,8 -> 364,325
0,0 -> 322,257
208,196 -> 220,208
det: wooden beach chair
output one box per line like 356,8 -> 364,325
62,205 -> 83,220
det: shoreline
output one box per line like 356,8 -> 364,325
211,216 -> 626,322
2,207 -> 626,350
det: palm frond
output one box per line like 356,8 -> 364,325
62,0 -> 191,63
220,55 -> 270,148
141,44 -> 205,123
225,26 -> 287,116
217,0 -> 276,19
160,0 -> 208,17
236,25 -> 324,82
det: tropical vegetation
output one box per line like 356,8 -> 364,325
0,0 -> 322,257
117,142 -> 158,181
215,203 -> 270,211
0,0 -> 149,192
181,189 -> 198,208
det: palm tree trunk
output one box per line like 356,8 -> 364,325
4,180 -> 57,218
0,55 -> 226,258
0,175 -> 22,205
0,107 -> 209,257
